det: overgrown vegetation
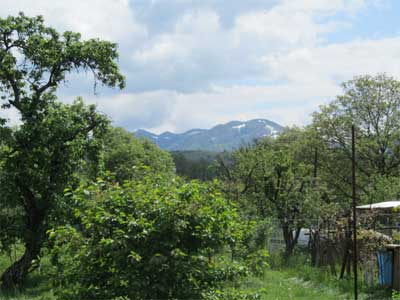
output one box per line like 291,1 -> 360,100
49,174 -> 248,300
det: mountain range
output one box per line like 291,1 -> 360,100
134,119 -> 284,152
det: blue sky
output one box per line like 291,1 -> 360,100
1,0 -> 400,133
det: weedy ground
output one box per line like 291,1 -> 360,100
0,251 -> 393,300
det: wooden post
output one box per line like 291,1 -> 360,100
394,249 -> 400,290
351,125 -> 358,300
386,244 -> 400,290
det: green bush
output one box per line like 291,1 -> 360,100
49,175 -> 246,300
393,289 -> 400,300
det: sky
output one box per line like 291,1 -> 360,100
1,0 -> 400,133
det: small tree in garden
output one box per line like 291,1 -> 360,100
50,174 -> 245,300
103,127 -> 175,183
0,13 -> 125,288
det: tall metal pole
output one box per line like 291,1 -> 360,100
351,125 -> 358,300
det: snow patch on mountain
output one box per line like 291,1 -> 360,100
233,124 -> 246,130
186,130 -> 202,136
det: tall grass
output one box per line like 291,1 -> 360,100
264,250 -> 391,300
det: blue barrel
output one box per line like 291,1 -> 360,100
377,250 -> 393,285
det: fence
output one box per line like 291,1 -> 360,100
265,212 -> 400,287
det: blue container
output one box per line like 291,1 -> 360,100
377,250 -> 393,285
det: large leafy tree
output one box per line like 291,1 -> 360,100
309,75 -> 400,275
312,74 -> 400,205
0,13 -> 125,288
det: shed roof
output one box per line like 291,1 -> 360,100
357,201 -> 400,210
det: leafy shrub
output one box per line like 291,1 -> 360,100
392,289 -> 400,300
49,175 -> 246,300
245,249 -> 270,276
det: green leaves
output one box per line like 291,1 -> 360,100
312,74 -> 400,205
0,13 -> 125,287
103,127 -> 175,183
50,174 -> 244,300
0,12 -> 125,121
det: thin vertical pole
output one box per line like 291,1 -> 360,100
313,147 -> 318,187
351,124 -> 358,300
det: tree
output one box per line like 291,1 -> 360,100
0,13 -> 125,288
312,74 -> 400,205
310,75 -> 400,275
103,127 -> 174,183
219,129 -> 322,257
171,151 -> 219,181
49,174 -> 244,300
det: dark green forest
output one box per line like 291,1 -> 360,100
1,13 -> 400,300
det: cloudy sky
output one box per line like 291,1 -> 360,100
2,0 -> 400,133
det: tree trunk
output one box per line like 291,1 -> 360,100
309,229 -> 320,267
1,239 -> 41,289
339,239 -> 351,279
282,225 -> 301,258
327,241 -> 337,276
1,188 -> 44,289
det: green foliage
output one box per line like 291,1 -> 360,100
49,174 -> 246,300
0,12 -> 125,287
171,150 -> 220,181
103,127 -> 174,182
312,74 -> 400,205
0,13 -> 125,109
219,128 -> 326,256
245,249 -> 270,276
0,99 -> 109,249
392,289 -> 400,300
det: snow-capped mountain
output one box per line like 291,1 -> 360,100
134,119 -> 284,152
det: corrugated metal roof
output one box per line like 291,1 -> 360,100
357,201 -> 400,209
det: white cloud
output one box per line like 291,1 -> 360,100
0,0 -> 395,133
0,0 -> 147,41
93,34 -> 400,133
265,37 -> 400,84
278,0 -> 367,14
83,91 -> 177,131
127,0 -> 377,92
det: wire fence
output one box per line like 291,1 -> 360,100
265,211 -> 400,288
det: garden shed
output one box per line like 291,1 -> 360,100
357,201 -> 400,237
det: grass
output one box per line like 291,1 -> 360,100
0,249 -> 394,300
0,251 -> 54,300
241,268 -> 391,300
236,251 -> 392,300
243,269 -> 346,300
